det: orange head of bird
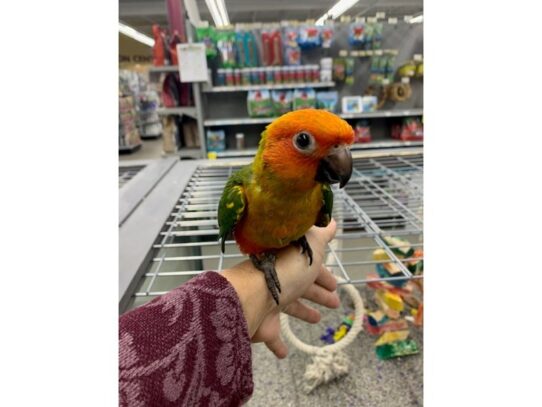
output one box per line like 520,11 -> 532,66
261,109 -> 355,188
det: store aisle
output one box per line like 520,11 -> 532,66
119,138 -> 164,161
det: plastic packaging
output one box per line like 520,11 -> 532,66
247,90 -> 274,117
316,91 -> 339,112
206,129 -> 226,152
216,69 -> 226,86
355,120 -> 372,143
297,25 -> 321,49
216,29 -> 236,68
293,88 -> 316,110
321,24 -> 334,48
283,26 -> 301,65
348,22 -> 365,46
196,26 -> 217,57
272,90 -> 293,115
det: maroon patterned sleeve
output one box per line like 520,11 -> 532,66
119,271 -> 254,406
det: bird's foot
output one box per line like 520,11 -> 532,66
293,235 -> 313,266
250,253 -> 281,305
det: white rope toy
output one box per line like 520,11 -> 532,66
280,275 -> 365,393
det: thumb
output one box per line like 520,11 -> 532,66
320,218 -> 337,243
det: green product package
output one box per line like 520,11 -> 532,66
316,91 -> 339,112
293,88 -> 316,110
216,29 -> 237,68
196,26 -> 217,58
271,90 -> 293,115
247,90 -> 274,117
345,58 -> 355,85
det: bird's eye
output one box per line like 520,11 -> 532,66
293,132 -> 314,152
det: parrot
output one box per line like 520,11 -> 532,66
217,109 -> 354,304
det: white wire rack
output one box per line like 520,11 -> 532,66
126,153 -> 423,310
119,165 -> 146,188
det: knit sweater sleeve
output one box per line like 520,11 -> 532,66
119,271 -> 254,406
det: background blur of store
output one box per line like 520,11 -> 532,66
119,0 -> 423,161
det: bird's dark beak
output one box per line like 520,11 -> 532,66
315,147 -> 353,188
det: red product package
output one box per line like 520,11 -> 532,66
392,117 -> 424,141
355,120 -> 372,143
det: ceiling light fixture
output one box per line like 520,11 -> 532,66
205,0 -> 230,27
316,0 -> 360,26
119,22 -> 155,47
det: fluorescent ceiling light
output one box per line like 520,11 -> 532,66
409,14 -> 423,23
205,0 -> 230,27
119,22 -> 155,47
316,0 -> 360,26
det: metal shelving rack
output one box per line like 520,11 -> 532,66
202,81 -> 336,93
203,108 -> 423,127
119,149 -> 423,312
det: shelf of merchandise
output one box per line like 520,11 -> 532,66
213,140 -> 422,158
148,65 -> 179,73
156,107 -> 198,119
203,108 -> 423,127
202,81 -> 336,93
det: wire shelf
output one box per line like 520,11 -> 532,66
119,165 -> 146,188
127,153 -> 423,309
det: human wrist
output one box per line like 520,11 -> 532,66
221,261 -> 276,337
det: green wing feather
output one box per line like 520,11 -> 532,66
315,184 -> 334,227
218,165 -> 251,252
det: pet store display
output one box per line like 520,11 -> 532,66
136,91 -> 163,139
119,96 -> 142,151
391,117 -> 424,141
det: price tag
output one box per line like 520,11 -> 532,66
360,17 -> 366,23
376,12 -> 386,19
339,50 -> 348,57
401,77 -> 410,84
367,17 -> 377,23
382,78 -> 390,85
359,51 -> 367,57
404,15 -> 413,22
375,50 -> 383,56
366,50 -> 374,56
388,17 -> 398,24
413,54 -> 423,62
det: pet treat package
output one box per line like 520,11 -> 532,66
349,22 -> 365,46
355,120 -> 372,143
271,90 -> 293,115
261,28 -> 283,66
206,129 -> 226,152
216,29 -> 236,68
196,26 -> 217,58
247,90 -> 274,117
391,117 -> 424,141
297,25 -> 321,49
321,24 -> 334,48
293,88 -> 316,110
361,96 -> 378,112
283,27 -> 301,65
316,91 -> 339,112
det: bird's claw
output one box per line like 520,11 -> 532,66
294,235 -> 313,266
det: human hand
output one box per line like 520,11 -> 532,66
221,219 -> 340,358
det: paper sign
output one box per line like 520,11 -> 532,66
177,43 -> 208,82
367,17 -> 377,23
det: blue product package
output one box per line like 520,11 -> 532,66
206,129 -> 226,152
297,25 -> 321,49
316,91 -> 339,112
349,22 -> 365,45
